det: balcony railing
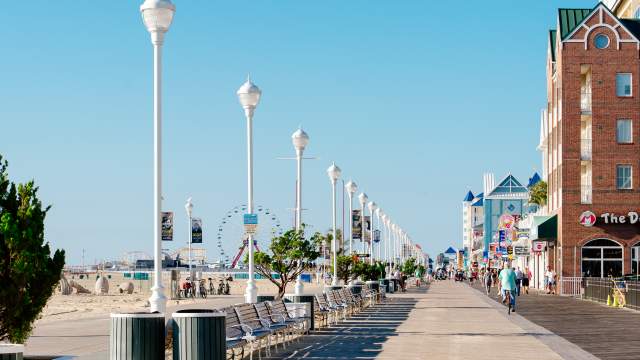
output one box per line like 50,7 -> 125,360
581,91 -> 592,114
581,138 -> 592,160
581,185 -> 592,204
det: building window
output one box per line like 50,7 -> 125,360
633,244 -> 640,275
616,73 -> 632,97
594,34 -> 609,49
581,239 -> 623,278
617,119 -> 632,143
617,165 -> 632,189
635,6 -> 640,19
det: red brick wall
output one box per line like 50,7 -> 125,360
557,23 -> 640,277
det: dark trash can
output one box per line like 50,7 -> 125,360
257,295 -> 275,302
0,345 -> 24,360
110,312 -> 165,360
172,309 -> 226,360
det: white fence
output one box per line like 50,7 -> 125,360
559,277 -> 583,296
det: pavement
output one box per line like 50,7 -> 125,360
25,295 -> 245,359
24,282 -> 599,359
266,281 -> 596,360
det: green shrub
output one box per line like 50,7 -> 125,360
0,155 -> 65,343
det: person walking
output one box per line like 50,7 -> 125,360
522,267 -> 531,294
483,269 -> 493,295
515,267 -> 523,296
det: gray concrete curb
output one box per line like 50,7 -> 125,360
468,284 -> 600,360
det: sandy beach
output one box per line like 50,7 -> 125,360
38,271 -> 326,324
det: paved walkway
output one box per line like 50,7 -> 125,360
25,296 -> 245,359
471,281 -> 640,360
267,281 -> 592,360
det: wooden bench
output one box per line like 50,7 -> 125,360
266,299 -> 309,335
221,306 -> 248,360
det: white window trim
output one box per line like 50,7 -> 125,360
617,73 -> 633,97
617,119 -> 633,144
617,164 -> 633,189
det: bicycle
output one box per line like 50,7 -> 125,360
503,289 -> 513,315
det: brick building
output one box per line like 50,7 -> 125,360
540,2 -> 640,279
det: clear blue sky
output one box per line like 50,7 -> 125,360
0,1 -> 592,265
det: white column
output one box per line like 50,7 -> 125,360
149,40 -> 167,314
245,111 -> 257,303
294,148 -> 304,295
331,179 -> 338,286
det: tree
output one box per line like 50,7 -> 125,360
250,228 -> 320,299
353,261 -> 383,281
402,258 -> 417,276
0,155 -> 65,343
333,255 -> 356,284
529,180 -> 548,206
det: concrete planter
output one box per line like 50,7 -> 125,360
172,310 -> 226,360
0,344 -> 24,360
110,312 -> 165,360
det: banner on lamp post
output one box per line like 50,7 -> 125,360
352,210 -> 362,239
363,216 -> 371,242
162,212 -> 174,241
191,218 -> 203,244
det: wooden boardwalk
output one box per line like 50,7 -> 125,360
472,281 -> 640,360
266,282 -> 578,360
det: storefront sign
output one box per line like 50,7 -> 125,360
578,210 -> 640,226
579,211 -> 596,227
499,214 -> 515,230
514,246 -> 530,256
531,241 -> 546,252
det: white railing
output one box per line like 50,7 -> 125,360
581,138 -> 592,160
581,185 -> 592,204
581,91 -> 592,113
559,276 -> 583,296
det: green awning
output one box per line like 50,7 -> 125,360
529,215 -> 557,241
537,215 -> 557,240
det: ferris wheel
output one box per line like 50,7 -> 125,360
215,204 -> 285,268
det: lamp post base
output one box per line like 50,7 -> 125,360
294,277 -> 304,295
245,280 -> 257,303
149,285 -> 167,313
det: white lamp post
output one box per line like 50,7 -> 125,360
140,0 -> 175,314
185,197 -> 193,278
237,76 -> 262,304
367,201 -> 377,265
344,180 -> 357,254
292,127 -> 309,295
357,193 -> 368,256
375,208 -> 382,261
327,162 -> 341,286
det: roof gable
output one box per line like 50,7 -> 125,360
528,172 -> 542,188
444,247 -> 457,254
487,174 -> 528,196
558,8 -> 593,40
463,190 -> 474,202
562,3 -> 640,49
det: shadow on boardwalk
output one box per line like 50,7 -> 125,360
470,281 -> 640,360
266,287 -> 426,359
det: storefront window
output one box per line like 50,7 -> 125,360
581,238 -> 623,278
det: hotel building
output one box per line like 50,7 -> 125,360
539,1 -> 640,280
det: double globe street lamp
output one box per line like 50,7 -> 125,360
140,0 -> 176,314
237,76 -> 262,303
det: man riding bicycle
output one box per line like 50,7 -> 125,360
498,261 -> 517,313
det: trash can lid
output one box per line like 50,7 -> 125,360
0,345 -> 24,354
172,310 -> 226,318
110,312 -> 165,318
